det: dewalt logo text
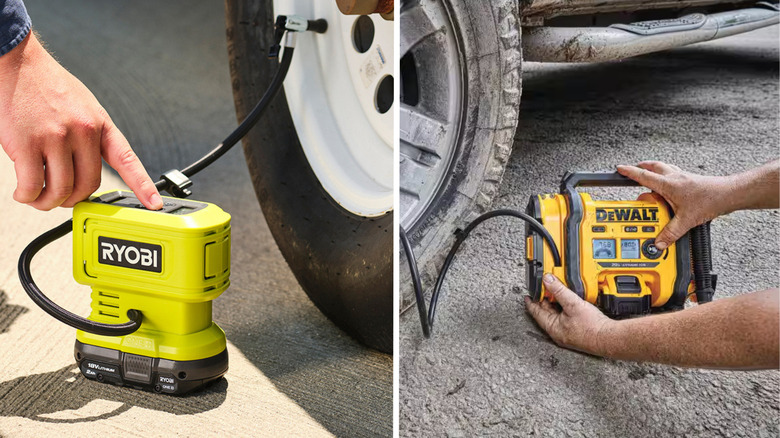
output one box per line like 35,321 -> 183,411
595,207 -> 658,222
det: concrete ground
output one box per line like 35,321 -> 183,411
400,26 -> 780,437
0,1 -> 391,436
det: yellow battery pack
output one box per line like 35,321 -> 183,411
526,172 -> 693,316
71,190 -> 230,394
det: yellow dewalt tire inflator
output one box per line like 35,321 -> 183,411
20,190 -> 231,394
525,171 -> 716,316
402,170 -> 718,337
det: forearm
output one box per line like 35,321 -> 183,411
723,160 -> 780,213
597,289 -> 779,369
0,27 -> 30,82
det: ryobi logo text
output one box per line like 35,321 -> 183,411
98,236 -> 162,273
595,207 -> 659,222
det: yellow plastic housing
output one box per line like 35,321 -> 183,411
73,191 -> 231,361
534,192 -> 681,308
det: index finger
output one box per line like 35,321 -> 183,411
616,164 -> 665,192
100,121 -> 163,210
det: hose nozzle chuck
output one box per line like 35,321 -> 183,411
269,15 -> 328,58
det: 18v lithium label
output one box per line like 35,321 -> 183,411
98,236 -> 162,273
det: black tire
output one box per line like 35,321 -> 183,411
224,1 -> 393,353
400,0 -> 523,310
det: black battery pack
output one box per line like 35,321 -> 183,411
75,341 -> 228,395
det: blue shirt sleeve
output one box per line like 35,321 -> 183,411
0,0 -> 31,57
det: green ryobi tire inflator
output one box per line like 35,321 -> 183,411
71,191 -> 231,394
18,16 -> 326,394
401,171 -> 716,338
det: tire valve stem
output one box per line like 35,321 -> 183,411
269,15 -> 328,59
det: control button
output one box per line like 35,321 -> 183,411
642,238 -> 663,259
642,226 -> 655,233
624,226 -> 637,232
592,226 -> 606,233
615,276 -> 642,294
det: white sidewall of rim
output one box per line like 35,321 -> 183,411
272,1 -> 394,217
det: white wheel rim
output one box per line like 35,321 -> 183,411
273,1 -> 394,217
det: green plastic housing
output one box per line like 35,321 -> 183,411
72,191 -> 231,361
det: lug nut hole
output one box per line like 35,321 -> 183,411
352,15 -> 375,53
376,75 -> 394,114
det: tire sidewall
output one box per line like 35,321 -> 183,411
401,0 -> 522,310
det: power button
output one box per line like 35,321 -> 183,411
642,238 -> 663,259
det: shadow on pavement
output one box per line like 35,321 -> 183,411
509,39 -> 779,179
0,365 -> 227,423
216,284 -> 393,438
0,291 -> 27,335
518,44 -> 778,118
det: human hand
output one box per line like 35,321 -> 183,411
617,161 -> 733,250
0,32 -> 162,211
524,273 -> 615,355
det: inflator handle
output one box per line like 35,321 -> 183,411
559,171 -> 639,194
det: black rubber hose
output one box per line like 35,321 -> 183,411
21,44 -> 297,337
400,226 -> 430,338
18,219 -> 143,336
690,222 -> 715,303
155,46 -> 295,190
401,209 -> 561,337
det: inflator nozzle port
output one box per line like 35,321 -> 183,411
126,309 -> 143,325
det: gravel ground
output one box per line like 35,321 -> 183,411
0,1 -> 391,436
400,26 -> 780,437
